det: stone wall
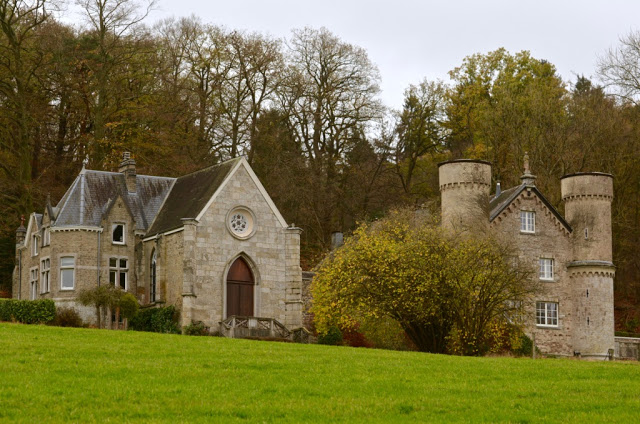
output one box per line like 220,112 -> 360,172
615,336 -> 640,360
491,190 -> 574,355
178,165 -> 301,330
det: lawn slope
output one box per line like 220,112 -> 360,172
1,323 -> 639,423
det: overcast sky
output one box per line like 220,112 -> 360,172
68,0 -> 640,110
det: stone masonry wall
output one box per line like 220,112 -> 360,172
490,190 -> 575,356
185,165 -> 300,330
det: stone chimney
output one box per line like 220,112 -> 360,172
16,215 -> 26,246
119,152 -> 137,193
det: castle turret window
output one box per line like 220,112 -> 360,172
539,258 -> 554,280
520,211 -> 535,233
536,301 -> 558,327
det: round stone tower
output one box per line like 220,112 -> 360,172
438,159 -> 491,233
561,172 -> 615,358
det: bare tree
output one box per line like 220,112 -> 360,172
598,30 -> 640,104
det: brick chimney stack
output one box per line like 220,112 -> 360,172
119,152 -> 137,193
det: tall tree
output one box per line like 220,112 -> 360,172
394,79 -> 448,201
279,27 -> 383,245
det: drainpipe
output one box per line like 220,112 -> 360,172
17,249 -> 22,300
97,231 -> 101,286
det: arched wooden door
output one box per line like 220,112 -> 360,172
226,257 -> 254,317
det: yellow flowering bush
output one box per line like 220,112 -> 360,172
311,208 -> 539,355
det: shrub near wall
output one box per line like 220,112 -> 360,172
0,299 -> 56,324
129,306 -> 180,334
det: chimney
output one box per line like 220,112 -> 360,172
119,152 -> 137,193
331,231 -> 344,249
16,215 -> 26,245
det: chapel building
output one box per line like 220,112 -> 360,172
12,154 -> 304,330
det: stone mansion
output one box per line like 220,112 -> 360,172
13,154 -> 304,330
439,158 -> 615,358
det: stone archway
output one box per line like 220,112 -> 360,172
226,257 -> 254,317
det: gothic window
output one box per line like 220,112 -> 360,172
536,302 -> 558,327
150,250 -> 157,303
109,258 -> 128,290
520,211 -> 535,233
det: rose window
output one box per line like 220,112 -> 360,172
230,213 -> 248,234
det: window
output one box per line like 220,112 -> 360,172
40,258 -> 50,293
539,258 -> 554,280
31,234 -> 39,256
536,302 -> 558,327
150,250 -> 157,303
29,268 -> 38,300
42,228 -> 50,247
60,257 -> 75,290
109,258 -> 128,290
520,211 -> 535,233
112,224 -> 125,245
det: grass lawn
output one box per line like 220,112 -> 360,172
1,323 -> 639,423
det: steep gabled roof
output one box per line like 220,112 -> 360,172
53,170 -> 175,231
146,158 -> 241,236
490,183 -> 572,232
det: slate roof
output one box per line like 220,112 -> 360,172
54,170 -> 175,231
146,157 -> 241,236
489,183 -> 572,232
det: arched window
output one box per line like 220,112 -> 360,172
150,250 -> 157,303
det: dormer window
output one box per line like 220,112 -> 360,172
520,211 -> 535,233
112,224 -> 125,245
42,228 -> 50,247
31,234 -> 39,256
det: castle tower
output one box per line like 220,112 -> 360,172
561,172 -> 615,358
438,159 -> 491,233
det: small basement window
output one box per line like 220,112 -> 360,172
112,224 -> 125,245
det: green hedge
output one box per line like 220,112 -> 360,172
129,306 -> 180,334
0,299 -> 56,324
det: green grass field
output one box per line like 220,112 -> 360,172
1,323 -> 639,423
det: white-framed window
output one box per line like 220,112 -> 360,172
42,228 -> 50,247
520,211 -> 535,233
112,223 -> 125,245
40,258 -> 50,293
536,301 -> 559,327
539,258 -> 554,280
29,268 -> 38,300
109,257 -> 128,290
150,250 -> 157,303
31,234 -> 39,256
60,256 -> 75,290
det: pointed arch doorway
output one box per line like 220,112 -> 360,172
226,257 -> 254,317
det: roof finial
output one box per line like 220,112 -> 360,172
20,214 -> 25,227
520,151 -> 537,186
